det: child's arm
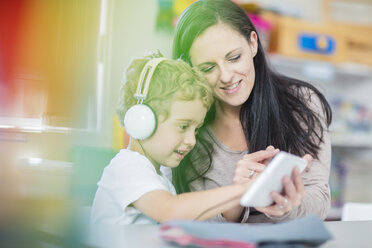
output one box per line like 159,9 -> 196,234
221,203 -> 246,222
132,182 -> 250,223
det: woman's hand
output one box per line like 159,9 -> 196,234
233,146 -> 279,185
222,146 -> 278,222
255,154 -> 313,217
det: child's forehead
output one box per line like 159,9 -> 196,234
162,99 -> 207,122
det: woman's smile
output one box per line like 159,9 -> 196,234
220,80 -> 242,94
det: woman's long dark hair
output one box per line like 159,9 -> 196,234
172,130 -> 213,193
172,0 -> 332,193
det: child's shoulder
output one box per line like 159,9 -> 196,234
99,149 -> 156,183
111,149 -> 148,166
106,149 -> 154,172
115,148 -> 145,159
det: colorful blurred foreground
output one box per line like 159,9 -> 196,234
0,145 -> 120,247
0,0 -> 100,129
0,0 -> 123,247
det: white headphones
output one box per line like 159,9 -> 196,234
123,57 -> 167,140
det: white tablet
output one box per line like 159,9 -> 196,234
240,151 -> 307,207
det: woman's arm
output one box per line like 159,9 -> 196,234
261,139 -> 331,220
132,181 -> 250,223
261,90 -> 332,221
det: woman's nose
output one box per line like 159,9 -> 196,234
219,64 -> 233,84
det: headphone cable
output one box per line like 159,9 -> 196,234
193,192 -> 243,221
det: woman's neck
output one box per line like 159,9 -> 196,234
210,101 -> 248,151
215,101 -> 241,121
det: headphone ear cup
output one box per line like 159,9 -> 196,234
124,104 -> 157,140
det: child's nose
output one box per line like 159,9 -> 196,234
184,131 -> 196,147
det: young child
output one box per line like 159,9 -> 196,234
90,53 -> 255,224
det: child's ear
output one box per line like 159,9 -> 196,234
249,31 -> 258,57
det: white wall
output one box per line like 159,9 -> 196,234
72,0 -> 173,149
107,0 -> 173,143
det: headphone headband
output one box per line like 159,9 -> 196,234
134,57 -> 167,102
124,57 -> 168,140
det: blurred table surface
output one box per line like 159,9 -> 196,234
84,220 -> 372,248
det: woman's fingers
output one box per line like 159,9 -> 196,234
255,192 -> 291,216
282,174 -> 301,207
233,171 -> 257,184
255,168 -> 307,217
236,161 -> 266,173
233,160 -> 265,184
262,146 -> 279,164
293,167 -> 306,198
242,148 -> 279,164
302,154 -> 313,173
234,161 -> 265,184
256,192 -> 293,216
234,147 -> 280,185
234,146 -> 284,186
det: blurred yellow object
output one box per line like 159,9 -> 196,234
173,0 -> 194,16
112,115 -> 125,150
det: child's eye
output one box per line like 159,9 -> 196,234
179,124 -> 189,131
229,54 -> 241,62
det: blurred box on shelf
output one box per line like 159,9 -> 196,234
342,24 -> 372,66
263,12 -> 372,66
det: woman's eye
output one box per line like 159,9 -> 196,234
229,54 -> 241,61
200,65 -> 214,73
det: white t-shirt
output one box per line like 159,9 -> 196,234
91,149 -> 176,225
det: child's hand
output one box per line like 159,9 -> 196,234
233,146 -> 279,185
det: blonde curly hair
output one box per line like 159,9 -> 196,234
116,52 -> 213,126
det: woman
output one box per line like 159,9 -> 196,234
172,0 -> 332,223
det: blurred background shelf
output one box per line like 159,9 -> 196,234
331,134 -> 372,148
269,54 -> 372,150
269,54 -> 372,85
269,53 -> 372,221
